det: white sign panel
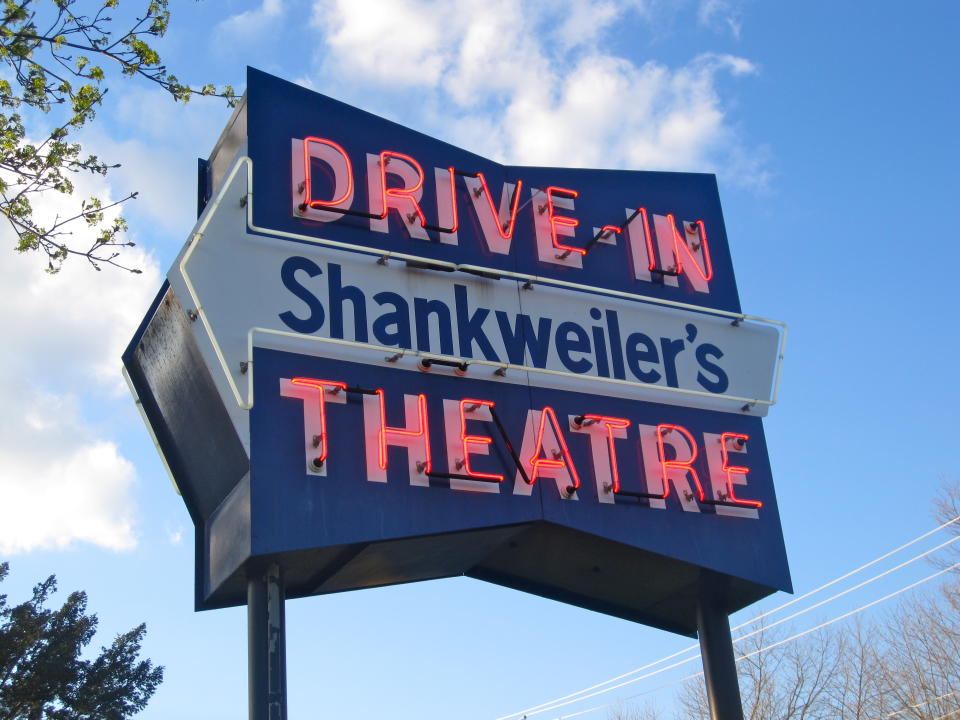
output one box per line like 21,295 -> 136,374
168,156 -> 784,447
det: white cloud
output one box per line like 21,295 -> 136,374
307,0 -> 765,184
0,236 -> 162,392
215,0 -> 284,43
0,172 -> 162,554
313,0 -> 452,87
0,389 -> 137,554
92,87 -> 234,239
698,0 -> 744,39
83,133 -> 194,238
548,0 -> 649,50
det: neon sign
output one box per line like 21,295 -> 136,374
458,399 -> 504,484
294,136 -> 714,293
279,378 -> 762,514
125,67 -> 791,637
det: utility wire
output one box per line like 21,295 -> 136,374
539,562 -> 960,720
492,645 -> 702,720
547,670 -> 705,720
880,691 -> 959,719
735,535 -> 957,639
524,561 -> 960,719
732,514 -> 959,632
740,562 -> 958,659
933,710 -> 960,720
495,516 -> 959,720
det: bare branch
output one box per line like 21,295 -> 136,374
0,0 -> 235,273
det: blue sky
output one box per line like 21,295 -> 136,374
1,1 -> 959,718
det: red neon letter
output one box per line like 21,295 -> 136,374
656,424 -> 705,502
376,389 -> 432,474
720,432 -> 761,508
380,150 -> 427,227
668,215 -> 713,281
478,173 -> 522,240
528,407 -> 580,490
582,415 -> 630,493
287,377 -> 348,464
459,399 -> 503,483
623,207 -> 655,281
546,186 -> 582,256
634,208 -> 656,271
440,166 -> 459,233
302,137 -> 354,209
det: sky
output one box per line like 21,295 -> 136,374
1,1 -> 959,718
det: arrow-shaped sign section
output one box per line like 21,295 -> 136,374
166,154 -> 785,445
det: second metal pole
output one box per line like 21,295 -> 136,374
248,564 -> 287,720
696,599 -> 744,720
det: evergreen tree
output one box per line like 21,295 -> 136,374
0,562 -> 163,720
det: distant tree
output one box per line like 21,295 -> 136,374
676,622 -> 841,720
873,580 -> 960,719
818,619 -> 891,719
613,484 -> 960,720
673,596 -> 960,720
0,562 -> 163,719
607,701 -> 663,720
933,478 -> 960,570
0,0 -> 236,273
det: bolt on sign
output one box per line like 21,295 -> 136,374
123,68 -> 790,638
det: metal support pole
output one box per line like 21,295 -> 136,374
248,564 -> 287,720
697,600 -> 744,720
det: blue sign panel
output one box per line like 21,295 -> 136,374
246,68 -> 743,314
247,347 -> 790,602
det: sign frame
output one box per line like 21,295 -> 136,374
124,65 -> 793,720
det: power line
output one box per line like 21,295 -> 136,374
738,562 -> 959,660
732,514 -> 958,632
880,691 -> 959,719
529,561 -> 960,719
494,516 -> 959,720
734,535 -> 957,639
539,562 -> 959,720
547,671 -> 704,720
933,710 -> 960,720
492,645 -> 701,720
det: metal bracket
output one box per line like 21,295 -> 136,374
611,488 -> 667,500
426,470 -> 501,483
489,405 -> 531,485
419,358 -> 469,375
651,266 -> 680,277
298,201 -> 385,221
